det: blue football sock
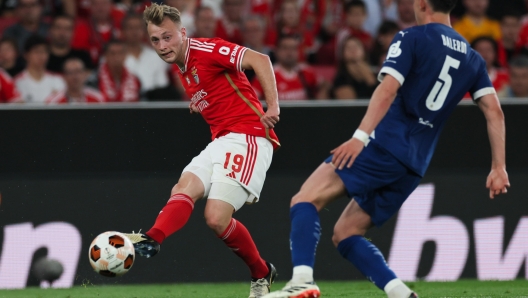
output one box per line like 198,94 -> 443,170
290,202 -> 321,268
337,235 -> 397,290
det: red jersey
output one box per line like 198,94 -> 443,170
252,64 -> 319,100
46,87 -> 105,104
177,38 -> 280,149
98,63 -> 141,102
0,69 -> 20,103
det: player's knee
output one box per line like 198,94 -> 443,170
332,224 -> 365,247
204,212 -> 230,234
291,192 -> 323,210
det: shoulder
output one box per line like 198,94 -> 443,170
0,69 -> 14,82
46,91 -> 67,104
14,71 -> 28,82
85,87 -> 105,102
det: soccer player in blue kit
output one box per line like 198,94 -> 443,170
263,0 -> 511,298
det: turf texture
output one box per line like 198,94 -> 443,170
0,280 -> 527,297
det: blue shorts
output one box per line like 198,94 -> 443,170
325,143 -> 421,227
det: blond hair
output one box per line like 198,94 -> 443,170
143,3 -> 181,26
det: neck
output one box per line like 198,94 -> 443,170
27,67 -> 45,80
468,12 -> 484,21
175,37 -> 188,69
128,43 -> 143,58
50,44 -> 70,56
22,20 -> 39,31
109,66 -> 123,81
422,12 -> 452,27
67,88 -> 83,99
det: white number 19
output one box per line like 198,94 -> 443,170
425,55 -> 460,111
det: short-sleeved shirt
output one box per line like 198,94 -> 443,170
453,16 -> 501,44
14,70 -> 66,103
374,24 -> 495,177
176,37 -> 280,149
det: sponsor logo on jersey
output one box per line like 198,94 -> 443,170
229,45 -> 240,64
191,67 -> 199,84
419,117 -> 434,128
387,41 -> 402,60
190,89 -> 210,112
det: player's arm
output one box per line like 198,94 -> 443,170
241,49 -> 279,129
331,75 -> 400,169
477,93 -> 510,198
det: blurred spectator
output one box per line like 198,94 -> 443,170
122,14 -> 171,96
72,0 -> 125,63
331,36 -> 377,100
315,0 -> 344,65
193,6 -> 217,38
470,37 -> 509,97
498,12 -> 528,67
272,0 -> 325,37
0,68 -> 21,102
114,0 -> 151,14
0,0 -> 17,18
215,0 -> 244,44
242,15 -> 274,82
14,35 -> 66,103
396,0 -> 416,29
164,0 -> 197,37
47,15 -> 93,73
47,57 -> 104,103
336,0 -> 372,60
503,55 -> 528,98
3,0 -> 50,51
369,21 -> 400,68
276,0 -> 316,61
453,0 -> 500,43
97,41 -> 140,102
0,37 -> 25,77
252,35 -> 326,100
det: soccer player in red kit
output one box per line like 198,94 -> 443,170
124,4 -> 280,298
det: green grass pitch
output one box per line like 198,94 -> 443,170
1,280 -> 527,297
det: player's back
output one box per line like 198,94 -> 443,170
374,23 -> 494,176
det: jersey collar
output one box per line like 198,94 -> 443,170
179,38 -> 191,73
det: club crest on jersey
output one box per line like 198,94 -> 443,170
191,67 -> 199,84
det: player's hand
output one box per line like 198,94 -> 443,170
189,103 -> 200,114
330,138 -> 364,170
486,167 -> 510,199
261,105 -> 280,128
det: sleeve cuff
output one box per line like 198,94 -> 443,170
472,87 -> 496,101
378,66 -> 405,85
237,47 -> 248,72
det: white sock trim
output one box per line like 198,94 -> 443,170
384,278 -> 404,294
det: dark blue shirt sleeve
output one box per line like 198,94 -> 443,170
469,56 -> 495,101
378,30 -> 417,85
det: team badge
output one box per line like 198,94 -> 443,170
191,67 -> 199,84
185,76 -> 191,85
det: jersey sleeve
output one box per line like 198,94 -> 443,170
469,57 -> 495,101
378,30 -> 417,86
194,38 -> 248,72
0,71 -> 20,102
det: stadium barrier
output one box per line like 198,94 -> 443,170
0,100 -> 527,288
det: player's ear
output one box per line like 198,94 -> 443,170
180,26 -> 187,38
419,0 -> 427,12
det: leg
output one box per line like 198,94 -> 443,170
289,162 -> 346,284
334,200 -> 414,298
204,184 -> 270,280
145,172 -> 206,244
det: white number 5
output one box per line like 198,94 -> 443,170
425,55 -> 460,111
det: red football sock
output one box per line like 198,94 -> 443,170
219,218 -> 269,279
145,193 -> 194,244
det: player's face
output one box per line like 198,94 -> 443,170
148,18 -> 187,64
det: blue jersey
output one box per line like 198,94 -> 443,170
372,23 -> 495,177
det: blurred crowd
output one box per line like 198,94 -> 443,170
0,0 -> 528,104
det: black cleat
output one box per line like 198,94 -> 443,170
124,232 -> 160,258
249,262 -> 278,298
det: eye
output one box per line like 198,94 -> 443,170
164,36 -> 171,41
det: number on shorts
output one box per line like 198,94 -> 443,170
224,152 -> 244,173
